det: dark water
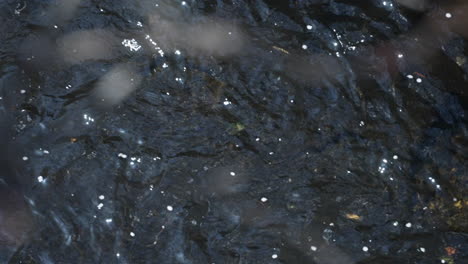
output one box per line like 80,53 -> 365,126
1,0 -> 467,263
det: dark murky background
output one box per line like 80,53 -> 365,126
0,0 -> 467,263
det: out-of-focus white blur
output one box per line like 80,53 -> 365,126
93,64 -> 141,106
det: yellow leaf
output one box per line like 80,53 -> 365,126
346,214 -> 362,220
272,46 -> 290,54
454,200 -> 462,209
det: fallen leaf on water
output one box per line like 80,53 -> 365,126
345,214 -> 362,220
272,46 -> 290,54
414,72 -> 426,78
70,138 -> 77,143
445,247 -> 456,256
454,200 -> 462,209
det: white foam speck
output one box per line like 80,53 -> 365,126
99,195 -> 105,200
230,171 -> 236,176
272,254 -> 278,259
97,203 -> 104,210
167,205 -> 174,211
122,39 -> 141,52
416,78 -> 422,83
311,246 -> 317,251
105,218 -> 112,223
22,156 -> 28,161
261,197 -> 268,202
37,176 -> 44,183
405,222 -> 412,228
362,246 -> 369,252
306,25 -> 313,30
445,13 -> 452,19
302,44 -> 308,50
130,232 -> 135,237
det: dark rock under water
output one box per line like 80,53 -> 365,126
0,0 -> 467,263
